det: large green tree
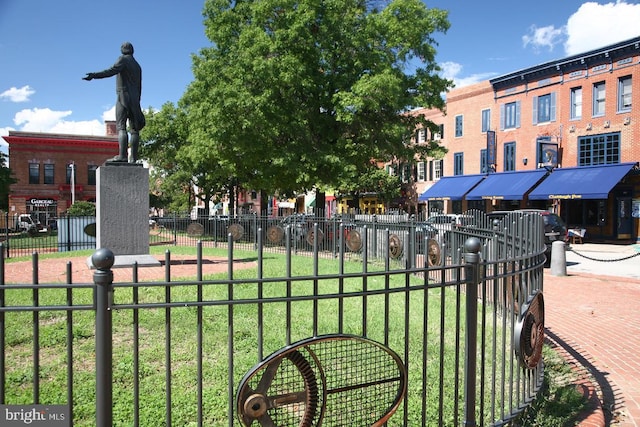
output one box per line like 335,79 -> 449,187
0,152 -> 16,210
141,103 -> 236,214
183,0 -> 452,196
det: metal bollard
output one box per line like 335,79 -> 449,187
463,237 -> 481,427
93,248 -> 115,427
550,240 -> 567,276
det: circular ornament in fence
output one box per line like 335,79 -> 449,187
84,222 -> 96,238
228,223 -> 245,241
187,222 -> 204,237
427,238 -> 441,266
267,225 -> 284,243
346,229 -> 362,252
514,291 -> 545,369
236,334 -> 407,427
305,228 -> 324,246
388,234 -> 403,259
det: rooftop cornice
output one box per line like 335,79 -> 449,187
489,36 -> 640,89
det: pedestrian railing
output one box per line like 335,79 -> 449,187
0,211 -> 546,426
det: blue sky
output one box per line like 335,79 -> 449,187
2,0 -> 640,151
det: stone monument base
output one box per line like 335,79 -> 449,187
92,162 -> 160,268
87,253 -> 160,269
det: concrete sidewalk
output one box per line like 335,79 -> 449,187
545,242 -> 640,426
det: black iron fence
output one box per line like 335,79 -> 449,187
0,211 -> 546,426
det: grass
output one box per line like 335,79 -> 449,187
2,245 -> 587,426
512,345 -> 589,426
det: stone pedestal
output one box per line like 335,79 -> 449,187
92,163 -> 159,268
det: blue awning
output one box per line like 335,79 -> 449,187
418,174 -> 486,201
529,163 -> 636,200
466,170 -> 548,200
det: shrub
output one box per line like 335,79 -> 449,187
66,201 -> 96,216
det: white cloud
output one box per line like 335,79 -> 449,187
522,1 -> 640,56
9,106 -> 114,136
14,108 -> 73,131
564,1 -> 640,55
522,25 -> 565,53
440,61 -> 497,88
0,127 -> 15,150
102,105 -> 116,122
0,85 -> 35,102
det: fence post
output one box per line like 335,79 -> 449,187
463,237 -> 481,427
93,248 -> 114,427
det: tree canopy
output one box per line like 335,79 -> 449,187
141,103 -> 237,213
0,152 -> 16,210
181,0 -> 452,197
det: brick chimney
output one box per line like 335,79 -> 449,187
105,120 -> 117,136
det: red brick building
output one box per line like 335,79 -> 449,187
4,123 -> 118,224
411,36 -> 640,242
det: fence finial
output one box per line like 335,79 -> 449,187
92,248 -> 115,271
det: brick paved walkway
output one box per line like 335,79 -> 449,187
544,270 -> 640,426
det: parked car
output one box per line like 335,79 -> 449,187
486,209 -> 568,266
415,222 -> 439,250
426,213 -> 476,228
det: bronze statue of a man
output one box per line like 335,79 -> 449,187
84,42 -> 145,163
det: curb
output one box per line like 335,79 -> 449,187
573,377 -> 605,427
545,332 -> 605,427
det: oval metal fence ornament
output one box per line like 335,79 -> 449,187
228,223 -> 245,241
514,291 -> 545,369
267,225 -> 284,244
306,228 -> 324,246
186,222 -> 204,237
427,238 -> 441,266
345,230 -> 362,252
388,234 -> 403,259
236,334 -> 407,427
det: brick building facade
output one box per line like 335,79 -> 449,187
4,123 -> 119,225
412,36 -> 640,242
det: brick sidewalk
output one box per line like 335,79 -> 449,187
3,254 -> 256,284
544,270 -> 640,426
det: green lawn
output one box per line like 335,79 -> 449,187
2,245 -> 585,426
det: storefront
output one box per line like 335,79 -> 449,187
529,163 -> 639,241
418,174 -> 486,215
465,170 -> 549,210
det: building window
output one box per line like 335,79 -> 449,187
504,142 -> 516,171
481,109 -> 491,133
570,87 -> 582,120
532,92 -> 556,124
417,161 -> 426,182
500,101 -> 521,130
453,152 -> 463,176
430,159 -> 443,180
480,149 -> 488,173
66,164 -> 77,185
578,132 -> 620,166
592,81 -> 606,117
618,76 -> 632,112
400,163 -> 410,183
88,165 -> 97,185
455,115 -> 463,137
417,128 -> 426,144
29,163 -> 40,184
387,164 -> 397,176
44,164 -> 54,185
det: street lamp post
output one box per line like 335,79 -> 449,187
70,162 -> 75,205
